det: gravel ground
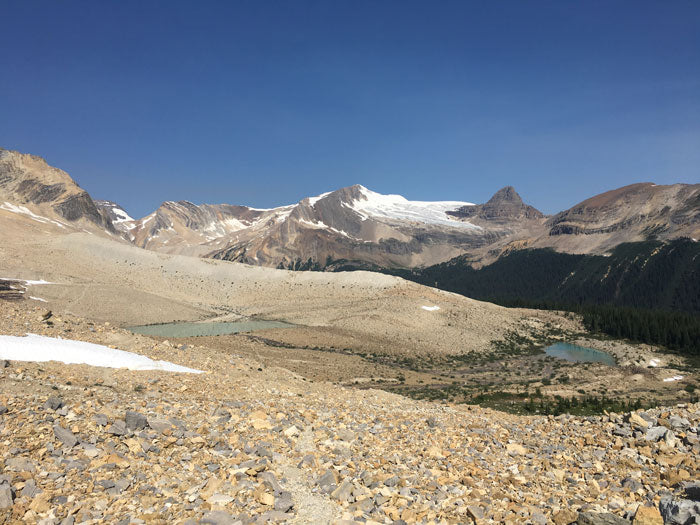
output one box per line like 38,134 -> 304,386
1,303 -> 698,524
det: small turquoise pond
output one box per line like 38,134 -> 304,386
545,342 -> 617,366
128,320 -> 293,338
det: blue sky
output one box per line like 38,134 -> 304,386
1,1 -> 698,218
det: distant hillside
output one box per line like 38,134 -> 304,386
2,147 -> 698,272
387,238 -> 700,313
382,239 -> 700,355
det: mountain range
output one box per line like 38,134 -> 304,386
1,147 -> 698,270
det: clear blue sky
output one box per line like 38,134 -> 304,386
1,1 -> 698,218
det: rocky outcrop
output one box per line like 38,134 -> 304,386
124,200 -> 277,253
94,200 -> 134,231
15,179 -> 67,204
54,192 -> 106,224
448,186 -> 544,221
0,148 -> 113,231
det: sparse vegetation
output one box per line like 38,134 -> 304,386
377,239 -> 700,357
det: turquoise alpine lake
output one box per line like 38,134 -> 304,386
128,320 -> 293,338
544,342 -> 617,366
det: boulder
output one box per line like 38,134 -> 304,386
628,413 -> 650,430
659,497 -> 700,525
54,424 -> 78,448
44,396 -> 63,411
0,482 -> 13,509
632,506 -> 663,525
125,411 -> 148,430
577,512 -> 629,524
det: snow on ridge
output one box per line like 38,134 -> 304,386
0,334 -> 203,374
307,191 -> 332,206
112,207 -> 134,223
297,219 -> 357,240
139,213 -> 156,226
298,218 -> 327,229
202,217 -> 250,236
98,201 -> 134,223
350,186 -> 480,229
246,203 -> 295,212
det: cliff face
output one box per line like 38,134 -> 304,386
0,149 -> 113,232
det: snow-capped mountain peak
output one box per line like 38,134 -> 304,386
94,201 -> 136,232
347,185 -> 479,229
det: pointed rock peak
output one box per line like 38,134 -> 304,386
476,186 -> 544,220
338,184 -> 371,196
486,186 -> 524,205
321,184 -> 370,204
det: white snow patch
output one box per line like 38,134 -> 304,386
202,217 -> 250,237
298,218 -> 327,229
349,186 -> 480,229
421,305 -> 440,311
0,202 -> 67,228
0,334 -> 203,373
111,210 -> 137,231
247,204 -> 295,212
331,228 -> 354,239
662,375 -> 684,382
98,202 -> 134,223
272,207 -> 295,221
0,278 -> 53,286
648,359 -> 660,368
297,219 -> 358,240
111,207 -> 134,223
307,191 -> 331,206
140,213 -> 156,225
29,296 -> 47,302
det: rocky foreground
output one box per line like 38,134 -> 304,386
0,303 -> 698,524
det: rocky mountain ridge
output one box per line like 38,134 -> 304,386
0,148 -> 114,233
539,183 -> 700,254
1,147 -> 698,269
447,186 -> 545,222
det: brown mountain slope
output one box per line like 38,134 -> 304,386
0,148 -> 114,234
534,182 -> 700,254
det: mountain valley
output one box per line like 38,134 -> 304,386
0,147 -> 699,524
